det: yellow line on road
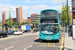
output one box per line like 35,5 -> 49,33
53,45 -> 55,47
35,43 -> 37,45
0,34 -> 38,41
50,45 -> 52,47
53,43 -> 54,44
47,45 -> 50,47
30,45 -> 33,48
44,45 -> 47,47
40,45 -> 43,47
25,49 -> 28,50
60,35 -> 64,50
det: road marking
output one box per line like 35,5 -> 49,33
4,46 -> 14,50
35,43 -> 37,45
48,43 -> 50,44
53,45 -> 55,47
50,45 -> 52,47
60,35 -> 64,50
36,37 -> 39,39
30,45 -> 33,48
44,45 -> 47,47
40,45 -> 43,47
0,34 -> 38,41
47,45 -> 50,47
53,43 -> 54,44
0,45 -> 2,46
24,45 -> 33,50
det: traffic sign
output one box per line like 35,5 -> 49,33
73,25 -> 75,40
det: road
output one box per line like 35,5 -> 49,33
0,28 -> 65,50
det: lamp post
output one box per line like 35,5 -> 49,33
67,0 -> 70,36
26,13 -> 29,19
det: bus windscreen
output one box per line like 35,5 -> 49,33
41,10 -> 57,17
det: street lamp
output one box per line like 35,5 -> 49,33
26,13 -> 29,19
67,0 -> 70,36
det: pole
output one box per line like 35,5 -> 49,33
9,9 -> 11,30
67,0 -> 70,36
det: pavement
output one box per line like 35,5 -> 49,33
64,32 -> 74,50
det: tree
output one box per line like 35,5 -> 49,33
21,22 -> 30,25
0,20 -> 2,27
12,22 -> 16,26
16,22 -> 20,28
35,21 -> 39,25
6,14 -> 13,27
61,4 -> 72,25
69,14 -> 72,25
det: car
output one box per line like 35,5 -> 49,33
0,31 -> 7,38
14,30 -> 23,35
7,30 -> 14,35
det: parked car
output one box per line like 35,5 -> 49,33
14,30 -> 23,35
0,31 -> 7,38
7,30 -> 14,35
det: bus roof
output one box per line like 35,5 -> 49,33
40,9 -> 58,13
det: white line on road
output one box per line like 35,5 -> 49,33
4,46 -> 14,50
36,37 -> 39,39
10,40 -> 21,44
24,45 -> 33,50
0,45 -> 2,46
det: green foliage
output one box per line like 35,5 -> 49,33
6,14 -> 13,27
69,14 -> 72,24
35,21 -> 39,25
21,22 -> 30,25
30,25 -> 33,28
0,20 -> 2,26
61,4 -> 71,24
16,22 -> 20,27
12,22 -> 16,26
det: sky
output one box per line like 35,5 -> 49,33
0,0 -> 72,21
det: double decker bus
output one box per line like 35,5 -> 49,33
39,9 -> 60,41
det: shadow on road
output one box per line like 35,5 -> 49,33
34,39 -> 59,43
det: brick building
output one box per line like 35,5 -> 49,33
16,6 -> 23,23
27,17 -> 31,23
2,12 -> 6,25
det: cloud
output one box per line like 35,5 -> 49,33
52,0 -> 71,4
30,5 -> 48,10
25,0 -> 30,2
10,1 -> 50,3
48,5 -> 62,12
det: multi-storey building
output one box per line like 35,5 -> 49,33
16,6 -> 23,23
31,13 -> 40,24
